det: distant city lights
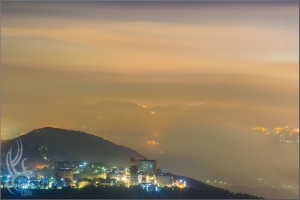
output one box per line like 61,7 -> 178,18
252,125 -> 299,144
147,141 -> 159,145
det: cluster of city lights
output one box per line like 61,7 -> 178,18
253,126 -> 299,134
206,179 -> 230,185
252,126 -> 299,144
253,178 -> 298,192
147,141 -> 159,145
282,183 -> 297,190
38,146 -> 50,161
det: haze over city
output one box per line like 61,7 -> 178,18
1,1 -> 299,197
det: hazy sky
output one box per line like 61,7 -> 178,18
1,1 -> 299,193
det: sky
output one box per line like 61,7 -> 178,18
1,1 -> 299,194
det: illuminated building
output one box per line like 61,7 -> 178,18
138,174 -> 146,183
97,172 -> 106,179
130,158 -> 157,173
77,178 -> 92,188
154,173 -> 174,186
138,159 -> 157,174
98,178 -> 117,186
106,172 -> 122,181
175,179 -> 186,188
145,174 -> 154,183
130,158 -> 157,185
130,165 -> 138,186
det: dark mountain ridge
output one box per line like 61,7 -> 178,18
224,185 -> 299,199
1,127 -> 265,199
1,127 -> 146,167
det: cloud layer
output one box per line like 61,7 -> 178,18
1,1 -> 298,194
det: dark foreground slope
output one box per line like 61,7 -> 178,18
225,185 -> 299,199
1,185 -> 264,199
1,127 -> 146,167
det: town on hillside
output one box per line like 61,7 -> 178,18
1,158 -> 186,192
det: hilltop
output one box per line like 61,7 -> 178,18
1,127 -> 146,167
0,127 -> 266,199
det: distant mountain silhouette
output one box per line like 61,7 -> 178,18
1,127 -> 146,167
225,185 -> 299,199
